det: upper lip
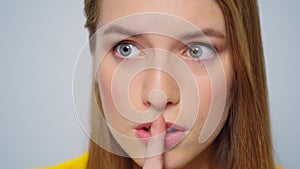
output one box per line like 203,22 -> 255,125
135,122 -> 186,132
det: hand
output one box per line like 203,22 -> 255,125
143,116 -> 166,169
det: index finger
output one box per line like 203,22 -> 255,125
143,115 -> 166,169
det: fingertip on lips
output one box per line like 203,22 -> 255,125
136,116 -> 187,148
151,116 -> 166,135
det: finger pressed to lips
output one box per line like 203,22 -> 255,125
143,116 -> 166,169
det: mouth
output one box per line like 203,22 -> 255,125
135,122 -> 187,148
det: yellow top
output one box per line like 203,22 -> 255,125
36,152 -> 88,169
37,153 -> 283,169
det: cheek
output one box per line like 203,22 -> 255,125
192,53 -> 233,142
97,57 -> 113,106
192,75 -> 212,134
198,75 -> 212,115
96,56 -> 120,124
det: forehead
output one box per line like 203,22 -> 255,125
99,0 -> 225,32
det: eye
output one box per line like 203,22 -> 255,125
185,43 -> 216,61
114,42 -> 141,58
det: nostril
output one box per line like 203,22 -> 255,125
148,89 -> 167,110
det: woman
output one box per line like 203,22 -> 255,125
44,0 -> 277,169
83,0 -> 276,169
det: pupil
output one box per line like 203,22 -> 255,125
193,49 -> 198,54
120,44 -> 131,56
123,46 -> 129,52
190,46 -> 202,58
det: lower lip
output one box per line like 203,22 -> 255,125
136,129 -> 186,148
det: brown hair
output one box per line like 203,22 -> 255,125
83,0 -> 275,168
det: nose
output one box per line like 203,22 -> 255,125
142,69 -> 180,110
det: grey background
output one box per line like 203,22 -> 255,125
0,0 -> 299,169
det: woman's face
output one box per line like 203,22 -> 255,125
96,0 -> 233,168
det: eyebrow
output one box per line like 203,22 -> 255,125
103,25 -> 137,36
180,28 -> 226,40
103,25 -> 226,40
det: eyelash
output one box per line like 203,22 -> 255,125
111,40 -> 218,61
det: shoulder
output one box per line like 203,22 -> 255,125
35,152 -> 88,169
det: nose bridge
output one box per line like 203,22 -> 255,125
140,37 -> 180,110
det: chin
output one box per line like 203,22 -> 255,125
131,151 -> 187,169
132,144 -> 204,169
163,147 -> 195,169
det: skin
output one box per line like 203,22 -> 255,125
143,116 -> 166,169
96,0 -> 233,168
